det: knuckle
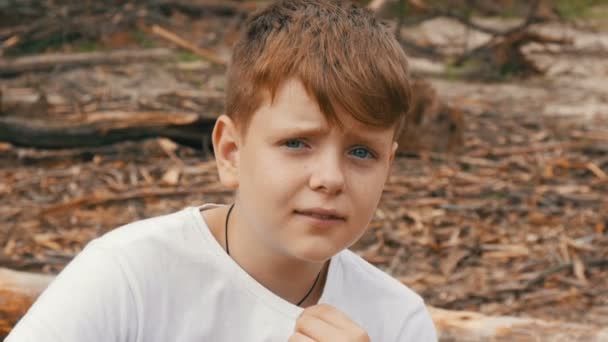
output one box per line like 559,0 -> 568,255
343,327 -> 369,342
319,303 -> 333,310
314,303 -> 333,314
354,329 -> 370,341
294,314 -> 310,331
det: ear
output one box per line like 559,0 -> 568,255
385,141 -> 398,183
212,115 -> 240,189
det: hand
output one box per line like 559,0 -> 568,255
289,304 -> 370,342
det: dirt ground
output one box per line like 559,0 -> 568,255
1,2 -> 607,330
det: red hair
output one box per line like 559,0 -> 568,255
226,0 -> 412,139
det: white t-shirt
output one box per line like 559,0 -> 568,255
8,205 -> 436,341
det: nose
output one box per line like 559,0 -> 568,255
308,148 -> 345,195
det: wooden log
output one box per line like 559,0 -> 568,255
429,306 -> 608,341
155,0 -> 252,17
0,268 -> 53,336
0,111 -> 216,149
2,267 -> 608,340
0,49 -> 174,76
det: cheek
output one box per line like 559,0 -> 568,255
240,146 -> 301,204
349,170 -> 387,215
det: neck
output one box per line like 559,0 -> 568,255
206,204 -> 327,307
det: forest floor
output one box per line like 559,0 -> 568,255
1,2 -> 607,329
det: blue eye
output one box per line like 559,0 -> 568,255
284,139 -> 305,149
350,147 -> 374,159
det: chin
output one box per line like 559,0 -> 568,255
288,242 -> 340,263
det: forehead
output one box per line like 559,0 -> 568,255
248,79 -> 395,140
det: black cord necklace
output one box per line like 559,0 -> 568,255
224,203 -> 322,306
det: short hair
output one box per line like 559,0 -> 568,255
225,0 -> 411,139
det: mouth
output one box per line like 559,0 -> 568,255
294,209 -> 346,221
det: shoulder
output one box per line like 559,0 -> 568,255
92,206 -> 202,251
83,206 -> 212,282
329,249 -> 436,341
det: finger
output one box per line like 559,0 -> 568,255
294,310 -> 341,341
288,332 -> 316,342
301,304 -> 357,330
300,304 -> 370,341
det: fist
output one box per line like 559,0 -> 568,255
289,304 -> 370,342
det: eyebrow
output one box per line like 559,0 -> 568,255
277,126 -> 329,137
279,125 -> 388,148
343,130 -> 388,148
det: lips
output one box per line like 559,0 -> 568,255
295,208 -> 346,221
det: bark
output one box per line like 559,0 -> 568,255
0,49 -> 174,76
0,111 -> 215,149
429,306 -> 608,341
2,267 -> 608,340
155,0 -> 251,17
0,268 -> 53,335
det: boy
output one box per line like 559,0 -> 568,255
7,0 -> 437,341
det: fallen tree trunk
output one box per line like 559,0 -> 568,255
429,306 -> 608,341
2,267 -> 607,340
0,268 -> 53,335
0,49 -> 174,76
155,0 -> 254,18
0,111 -> 215,149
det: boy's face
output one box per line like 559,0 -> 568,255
215,78 -> 398,263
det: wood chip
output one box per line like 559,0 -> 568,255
161,167 -> 181,186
